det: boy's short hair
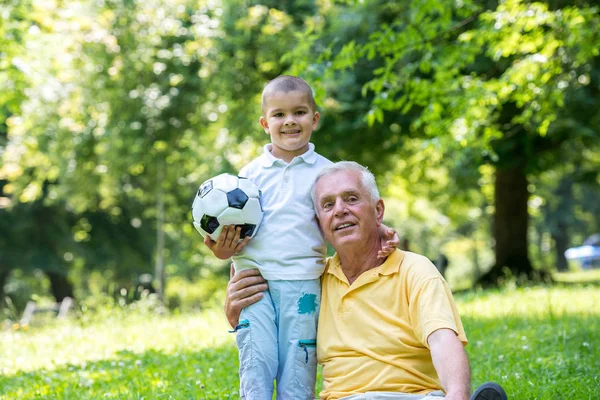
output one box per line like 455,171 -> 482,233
261,75 -> 317,113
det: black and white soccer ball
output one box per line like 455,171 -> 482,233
191,173 -> 264,242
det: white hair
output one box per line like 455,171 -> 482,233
311,161 -> 380,210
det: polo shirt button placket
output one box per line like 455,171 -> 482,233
283,168 -> 290,184
340,293 -> 351,317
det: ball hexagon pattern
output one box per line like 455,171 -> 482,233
191,173 -> 264,242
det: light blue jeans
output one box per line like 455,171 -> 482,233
341,391 -> 446,399
233,279 -> 321,400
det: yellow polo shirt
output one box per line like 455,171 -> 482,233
317,249 -> 467,400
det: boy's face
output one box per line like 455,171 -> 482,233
259,90 -> 320,162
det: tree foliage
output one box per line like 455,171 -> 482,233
286,0 -> 600,282
1,0 -> 599,301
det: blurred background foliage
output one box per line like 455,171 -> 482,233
1,0 -> 599,313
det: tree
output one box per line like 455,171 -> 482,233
1,0 -> 40,302
0,0 -> 321,303
1,0 -> 217,301
288,0 -> 600,283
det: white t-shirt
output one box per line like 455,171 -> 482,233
233,143 -> 332,280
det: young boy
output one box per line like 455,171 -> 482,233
204,76 -> 397,399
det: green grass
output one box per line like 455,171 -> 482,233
0,303 -> 240,399
457,285 -> 600,399
1,284 -> 599,399
553,267 -> 600,284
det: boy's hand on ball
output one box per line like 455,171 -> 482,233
204,225 -> 250,260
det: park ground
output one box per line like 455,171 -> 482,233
1,273 -> 600,400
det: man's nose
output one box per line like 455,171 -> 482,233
333,201 -> 347,216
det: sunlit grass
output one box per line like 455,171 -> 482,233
456,285 -> 600,318
1,309 -> 232,374
1,284 -> 599,399
0,301 -> 239,399
553,268 -> 600,283
456,284 -> 600,399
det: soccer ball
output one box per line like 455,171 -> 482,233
191,173 -> 264,242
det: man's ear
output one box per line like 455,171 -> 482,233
375,199 -> 385,225
259,116 -> 269,133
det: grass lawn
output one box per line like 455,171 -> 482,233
1,283 -> 599,399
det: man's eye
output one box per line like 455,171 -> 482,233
347,196 -> 358,203
322,202 -> 333,210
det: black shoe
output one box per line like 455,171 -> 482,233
471,382 -> 508,400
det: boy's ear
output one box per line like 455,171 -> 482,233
259,116 -> 269,133
312,111 -> 320,130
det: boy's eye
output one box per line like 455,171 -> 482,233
273,112 -> 284,117
295,110 -> 307,115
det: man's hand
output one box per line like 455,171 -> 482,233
378,224 -> 400,259
204,225 -> 250,260
224,265 -> 268,328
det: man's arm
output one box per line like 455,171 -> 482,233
428,328 -> 471,400
224,266 -> 268,328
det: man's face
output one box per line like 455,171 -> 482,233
259,90 -> 319,162
314,170 -> 384,250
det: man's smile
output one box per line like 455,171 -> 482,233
335,222 -> 356,231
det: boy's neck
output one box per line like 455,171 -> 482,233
269,143 -> 310,163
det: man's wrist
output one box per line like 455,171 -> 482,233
444,388 -> 470,400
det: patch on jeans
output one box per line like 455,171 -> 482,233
297,293 -> 317,314
228,319 -> 250,333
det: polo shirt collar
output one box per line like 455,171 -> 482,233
326,253 -> 347,283
326,249 -> 405,285
378,249 -> 404,275
259,143 -> 317,167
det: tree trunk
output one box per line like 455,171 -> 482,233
553,222 -> 569,272
471,241 -> 480,282
46,271 -> 74,302
155,156 -> 166,303
551,177 -> 574,272
0,268 -> 10,308
478,166 -> 534,285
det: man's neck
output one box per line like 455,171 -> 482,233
338,237 -> 384,285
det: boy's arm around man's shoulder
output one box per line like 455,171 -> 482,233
378,224 -> 400,259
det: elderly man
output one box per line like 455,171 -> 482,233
225,161 -> 507,400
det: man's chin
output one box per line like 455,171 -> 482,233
329,233 -> 359,249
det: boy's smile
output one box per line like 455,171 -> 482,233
260,90 -> 320,163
